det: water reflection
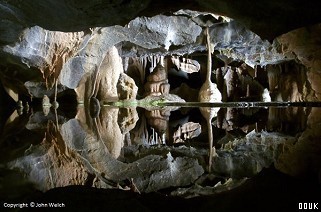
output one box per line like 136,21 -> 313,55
1,103 -> 320,198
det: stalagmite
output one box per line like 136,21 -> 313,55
262,88 -> 271,102
42,95 -> 51,116
198,28 -> 222,172
52,79 -> 59,110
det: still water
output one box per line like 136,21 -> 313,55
1,101 -> 320,200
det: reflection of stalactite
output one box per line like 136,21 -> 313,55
148,128 -> 166,146
129,116 -> 149,145
173,122 -> 201,143
144,108 -> 170,145
124,133 -> 131,146
267,107 -> 309,134
216,108 -> 225,129
213,107 -> 270,135
226,107 -> 238,128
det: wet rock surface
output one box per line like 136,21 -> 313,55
4,167 -> 320,211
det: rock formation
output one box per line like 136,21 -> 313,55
117,73 -> 138,100
173,122 -> 202,143
145,109 -> 170,135
170,83 -> 199,102
198,28 -> 221,172
170,56 -> 201,74
144,64 -> 170,96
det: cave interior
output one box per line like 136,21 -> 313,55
0,0 -> 321,211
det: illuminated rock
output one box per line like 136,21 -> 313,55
144,64 -> 170,97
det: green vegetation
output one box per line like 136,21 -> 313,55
101,97 -> 170,109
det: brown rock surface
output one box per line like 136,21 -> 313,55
277,24 -> 321,101
117,73 -> 138,100
75,46 -> 124,103
144,64 -> 170,96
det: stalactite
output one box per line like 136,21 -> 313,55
160,56 -> 164,67
153,56 -> 157,71
239,75 -> 246,96
224,67 -> 240,101
255,65 -> 269,89
170,56 -> 200,75
123,57 -> 129,73
267,65 -> 281,93
148,55 -> 161,73
246,84 -> 250,97
141,57 -> 147,74
254,65 -> 258,78
139,57 -> 147,84
216,67 -> 224,94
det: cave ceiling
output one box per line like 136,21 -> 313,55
1,0 -> 321,40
